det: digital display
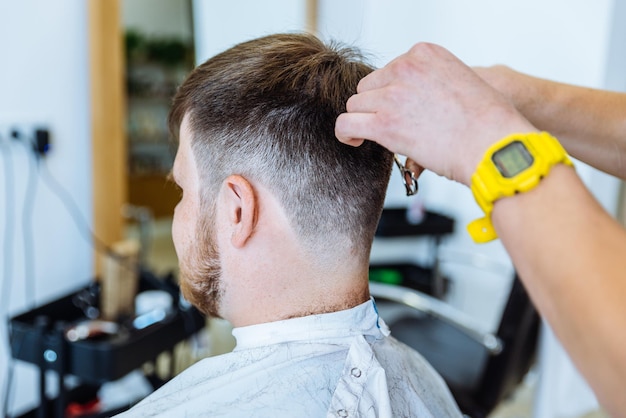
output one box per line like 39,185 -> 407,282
492,141 -> 534,178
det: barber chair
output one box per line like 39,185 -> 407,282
370,271 -> 539,418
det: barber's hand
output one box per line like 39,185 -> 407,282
335,43 -> 537,185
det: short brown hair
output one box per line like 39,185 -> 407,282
169,33 -> 392,258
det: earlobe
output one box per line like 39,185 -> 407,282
223,175 -> 257,248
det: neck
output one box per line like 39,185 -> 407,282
223,247 -> 371,328
280,272 -> 371,320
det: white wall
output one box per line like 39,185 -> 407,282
193,0 -> 307,64
0,0 -> 93,414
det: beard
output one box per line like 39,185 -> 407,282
178,205 -> 223,318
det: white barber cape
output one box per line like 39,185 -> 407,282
116,299 -> 462,417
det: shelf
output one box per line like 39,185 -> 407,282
375,208 -> 455,237
10,272 -> 205,384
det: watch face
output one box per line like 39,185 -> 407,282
492,140 -> 534,178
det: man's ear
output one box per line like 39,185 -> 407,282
221,175 -> 258,248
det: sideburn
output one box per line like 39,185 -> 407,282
179,203 -> 223,317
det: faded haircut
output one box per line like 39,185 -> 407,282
169,33 -> 393,259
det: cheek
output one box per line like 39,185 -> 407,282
172,199 -> 194,258
171,205 -> 184,258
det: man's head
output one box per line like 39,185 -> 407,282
170,33 -> 393,324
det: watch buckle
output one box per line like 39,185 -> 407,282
467,217 -> 498,243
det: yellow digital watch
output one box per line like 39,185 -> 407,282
467,131 -> 574,243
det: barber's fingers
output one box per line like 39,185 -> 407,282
339,86 -> 399,145
335,112 -> 376,147
338,85 -> 405,143
356,43 -> 432,93
357,42 -> 447,95
356,66 -> 393,94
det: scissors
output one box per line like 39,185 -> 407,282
394,155 -> 419,196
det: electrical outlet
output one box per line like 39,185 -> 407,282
0,119 -> 51,156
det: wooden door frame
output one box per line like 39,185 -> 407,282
89,0 -> 127,274
306,0 -> 318,34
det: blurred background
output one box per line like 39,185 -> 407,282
1,0 -> 625,416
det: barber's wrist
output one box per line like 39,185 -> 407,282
460,120 -> 540,186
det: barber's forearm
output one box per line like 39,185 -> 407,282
475,66 -> 626,179
492,164 -> 626,416
527,79 -> 626,179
